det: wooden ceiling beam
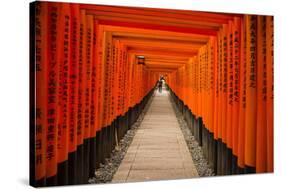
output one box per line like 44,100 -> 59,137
99,19 -> 217,36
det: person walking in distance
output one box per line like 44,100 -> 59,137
158,78 -> 163,93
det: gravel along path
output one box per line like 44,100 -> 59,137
89,91 -> 155,184
169,94 -> 215,177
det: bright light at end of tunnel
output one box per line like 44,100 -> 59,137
137,55 -> 145,59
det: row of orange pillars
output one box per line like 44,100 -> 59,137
30,2 -> 273,187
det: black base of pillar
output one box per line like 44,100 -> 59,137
95,130 -> 101,168
213,139 -> 218,174
57,160 -> 68,185
34,177 -> 46,187
76,144 -> 84,184
217,138 -> 222,175
231,155 -> 238,174
237,166 -> 245,174
197,118 -> 203,146
226,147 -> 232,175
100,127 -> 107,164
83,138 -> 90,183
221,142 -> 227,175
68,150 -> 77,185
89,137 -> 96,178
245,165 -> 256,174
46,175 -> 58,186
208,132 -> 217,172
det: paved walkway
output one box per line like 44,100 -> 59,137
112,87 -> 198,183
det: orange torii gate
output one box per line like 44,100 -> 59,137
30,1 -> 273,187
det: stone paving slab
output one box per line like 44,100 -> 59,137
126,169 -> 188,182
112,89 -> 198,183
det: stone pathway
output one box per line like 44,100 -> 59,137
112,88 -> 198,183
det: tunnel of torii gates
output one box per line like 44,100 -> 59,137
30,1 -> 273,187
